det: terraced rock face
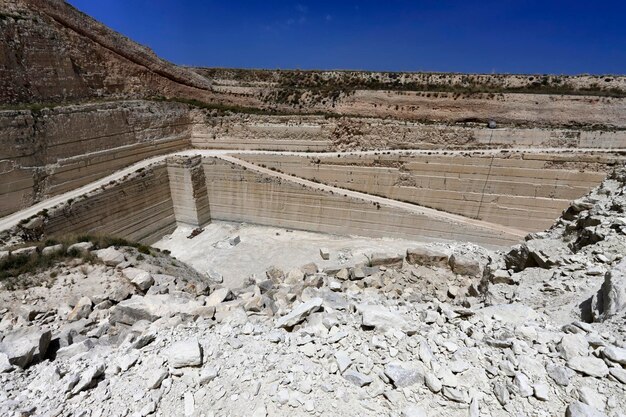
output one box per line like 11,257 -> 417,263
0,100 -> 192,217
191,113 -> 626,152
237,152 -> 616,232
0,0 -> 214,104
195,69 -> 626,128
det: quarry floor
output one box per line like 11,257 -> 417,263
152,221 -> 426,289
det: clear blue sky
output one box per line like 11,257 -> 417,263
67,0 -> 626,75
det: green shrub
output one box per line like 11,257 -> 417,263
137,244 -> 151,255
0,251 -> 63,283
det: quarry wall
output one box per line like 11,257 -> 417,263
191,113 -> 626,152
238,153 -> 614,231
41,164 -> 176,244
0,100 -> 192,217
167,155 -> 212,227
201,157 -> 522,248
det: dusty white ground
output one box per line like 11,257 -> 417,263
153,221 -> 428,288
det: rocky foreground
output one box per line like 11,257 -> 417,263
1,170 -> 626,417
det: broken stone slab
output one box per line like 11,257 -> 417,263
442,386 -> 468,403
493,383 -> 509,405
109,293 -> 204,325
55,339 -> 95,360
130,331 -> 156,350
406,245 -> 450,267
602,346 -> 626,365
401,405 -> 428,417
67,296 -> 93,322
206,288 -> 233,307
199,366 -> 219,384
565,401 -> 608,417
370,252 -> 403,267
71,362 -> 105,395
547,364 -> 575,386
425,373 -> 442,393
0,352 -> 13,373
41,244 -> 63,256
342,369 -> 372,387
578,386 -> 606,411
319,248 -> 330,260
560,333 -> 589,360
609,367 -> 626,384
0,327 -> 52,368
567,356 -> 609,378
301,287 -> 349,311
117,351 -> 140,372
122,267 -> 155,291
12,246 -> 38,256
301,262 -> 318,276
95,247 -> 125,266
275,298 -> 323,329
284,268 -> 305,284
490,269 -> 518,285
168,339 -> 202,368
350,267 -> 366,280
266,266 -> 285,282
512,372 -> 533,397
335,350 -> 352,374
591,259 -> 626,321
67,242 -> 94,253
449,253 -> 481,277
525,238 -> 569,268
533,383 -> 549,401
359,305 -> 416,334
384,361 -> 425,388
333,268 -> 349,281
476,303 -> 538,326
146,368 -> 168,389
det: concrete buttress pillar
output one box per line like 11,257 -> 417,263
166,155 -> 211,227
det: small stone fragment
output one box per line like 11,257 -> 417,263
343,369 -> 372,387
275,298 -> 323,329
384,361 -> 425,388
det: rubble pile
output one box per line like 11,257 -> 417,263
0,169 -> 626,417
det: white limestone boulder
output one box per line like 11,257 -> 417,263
0,327 -> 52,368
168,339 -> 202,368
123,267 -> 155,291
406,245 -> 449,267
95,247 -> 126,266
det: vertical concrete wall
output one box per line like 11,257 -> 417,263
167,155 -> 211,227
